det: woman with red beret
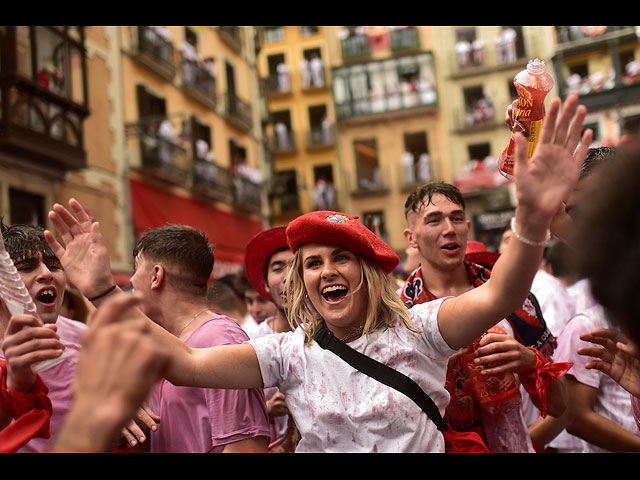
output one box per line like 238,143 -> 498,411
47,95 -> 591,453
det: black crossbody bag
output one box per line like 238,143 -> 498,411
313,323 -> 448,432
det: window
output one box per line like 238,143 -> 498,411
308,104 -> 331,146
9,188 -> 46,226
267,53 -> 289,92
302,48 -> 325,88
354,139 -> 381,190
496,26 -> 525,64
454,28 -> 478,68
272,110 -> 294,151
191,116 -> 212,161
468,142 -> 491,163
462,85 -> 495,126
272,170 -> 299,212
265,26 -> 284,44
402,131 -> 431,183
311,165 -> 337,210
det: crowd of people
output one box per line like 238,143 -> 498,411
1,93 -> 639,453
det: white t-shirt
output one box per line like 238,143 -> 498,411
248,297 -> 456,453
554,304 -> 639,453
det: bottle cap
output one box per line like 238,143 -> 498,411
527,58 -> 546,75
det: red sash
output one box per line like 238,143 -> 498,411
0,360 -> 52,453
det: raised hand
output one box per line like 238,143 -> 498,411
578,328 -> 640,398
513,94 -> 593,229
44,199 -> 115,300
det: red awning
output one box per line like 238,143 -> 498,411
128,178 -> 263,277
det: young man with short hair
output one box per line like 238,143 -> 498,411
126,224 -> 270,453
402,181 -> 568,453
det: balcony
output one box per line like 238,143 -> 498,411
341,34 -> 370,61
348,165 -> 390,197
0,26 -> 90,177
555,26 -> 636,54
137,123 -> 190,186
181,58 -> 216,110
390,27 -> 420,52
566,80 -> 640,111
269,127 -> 297,154
224,92 -> 253,132
192,157 -> 233,202
301,62 -> 327,91
307,125 -> 334,150
217,26 -> 243,54
135,26 -> 176,81
265,72 -> 291,96
335,83 -> 437,120
452,100 -> 501,134
233,175 -> 262,212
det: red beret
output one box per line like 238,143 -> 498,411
286,211 -> 399,274
244,225 -> 289,302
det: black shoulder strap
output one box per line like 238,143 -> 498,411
313,324 -> 448,432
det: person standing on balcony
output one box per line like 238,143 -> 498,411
157,119 -> 176,167
310,54 -> 324,87
277,62 -> 290,93
179,37 -> 197,86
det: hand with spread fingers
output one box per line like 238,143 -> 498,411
512,94 -> 593,232
44,199 -> 117,303
578,328 -> 640,398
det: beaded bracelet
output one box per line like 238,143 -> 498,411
510,217 -> 551,247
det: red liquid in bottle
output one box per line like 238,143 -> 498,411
499,59 -> 554,179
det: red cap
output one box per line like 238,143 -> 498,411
244,226 -> 289,302
286,211 -> 399,274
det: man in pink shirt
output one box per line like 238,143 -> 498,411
125,225 -> 270,453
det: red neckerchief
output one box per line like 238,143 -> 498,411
0,360 -> 52,453
400,261 -> 556,358
400,262 -> 560,439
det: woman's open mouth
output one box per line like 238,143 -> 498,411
321,284 -> 348,304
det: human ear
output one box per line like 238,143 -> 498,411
150,265 -> 165,290
403,228 -> 418,249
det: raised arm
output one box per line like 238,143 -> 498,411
45,199 -> 264,392
438,94 -> 592,349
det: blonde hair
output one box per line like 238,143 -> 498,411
285,249 -> 420,345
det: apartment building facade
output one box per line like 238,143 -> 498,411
119,25 -> 269,279
326,26 -> 446,256
0,26 -> 271,284
257,26 -> 340,226
0,26 -> 133,276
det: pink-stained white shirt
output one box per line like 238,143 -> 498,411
149,315 -> 270,453
531,270 -> 577,337
248,297 -> 457,453
554,304 -> 640,453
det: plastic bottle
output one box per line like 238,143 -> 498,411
499,58 -> 555,179
0,231 -> 69,372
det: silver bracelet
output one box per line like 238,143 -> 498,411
510,217 -> 550,247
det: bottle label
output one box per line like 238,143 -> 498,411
499,82 -> 550,178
